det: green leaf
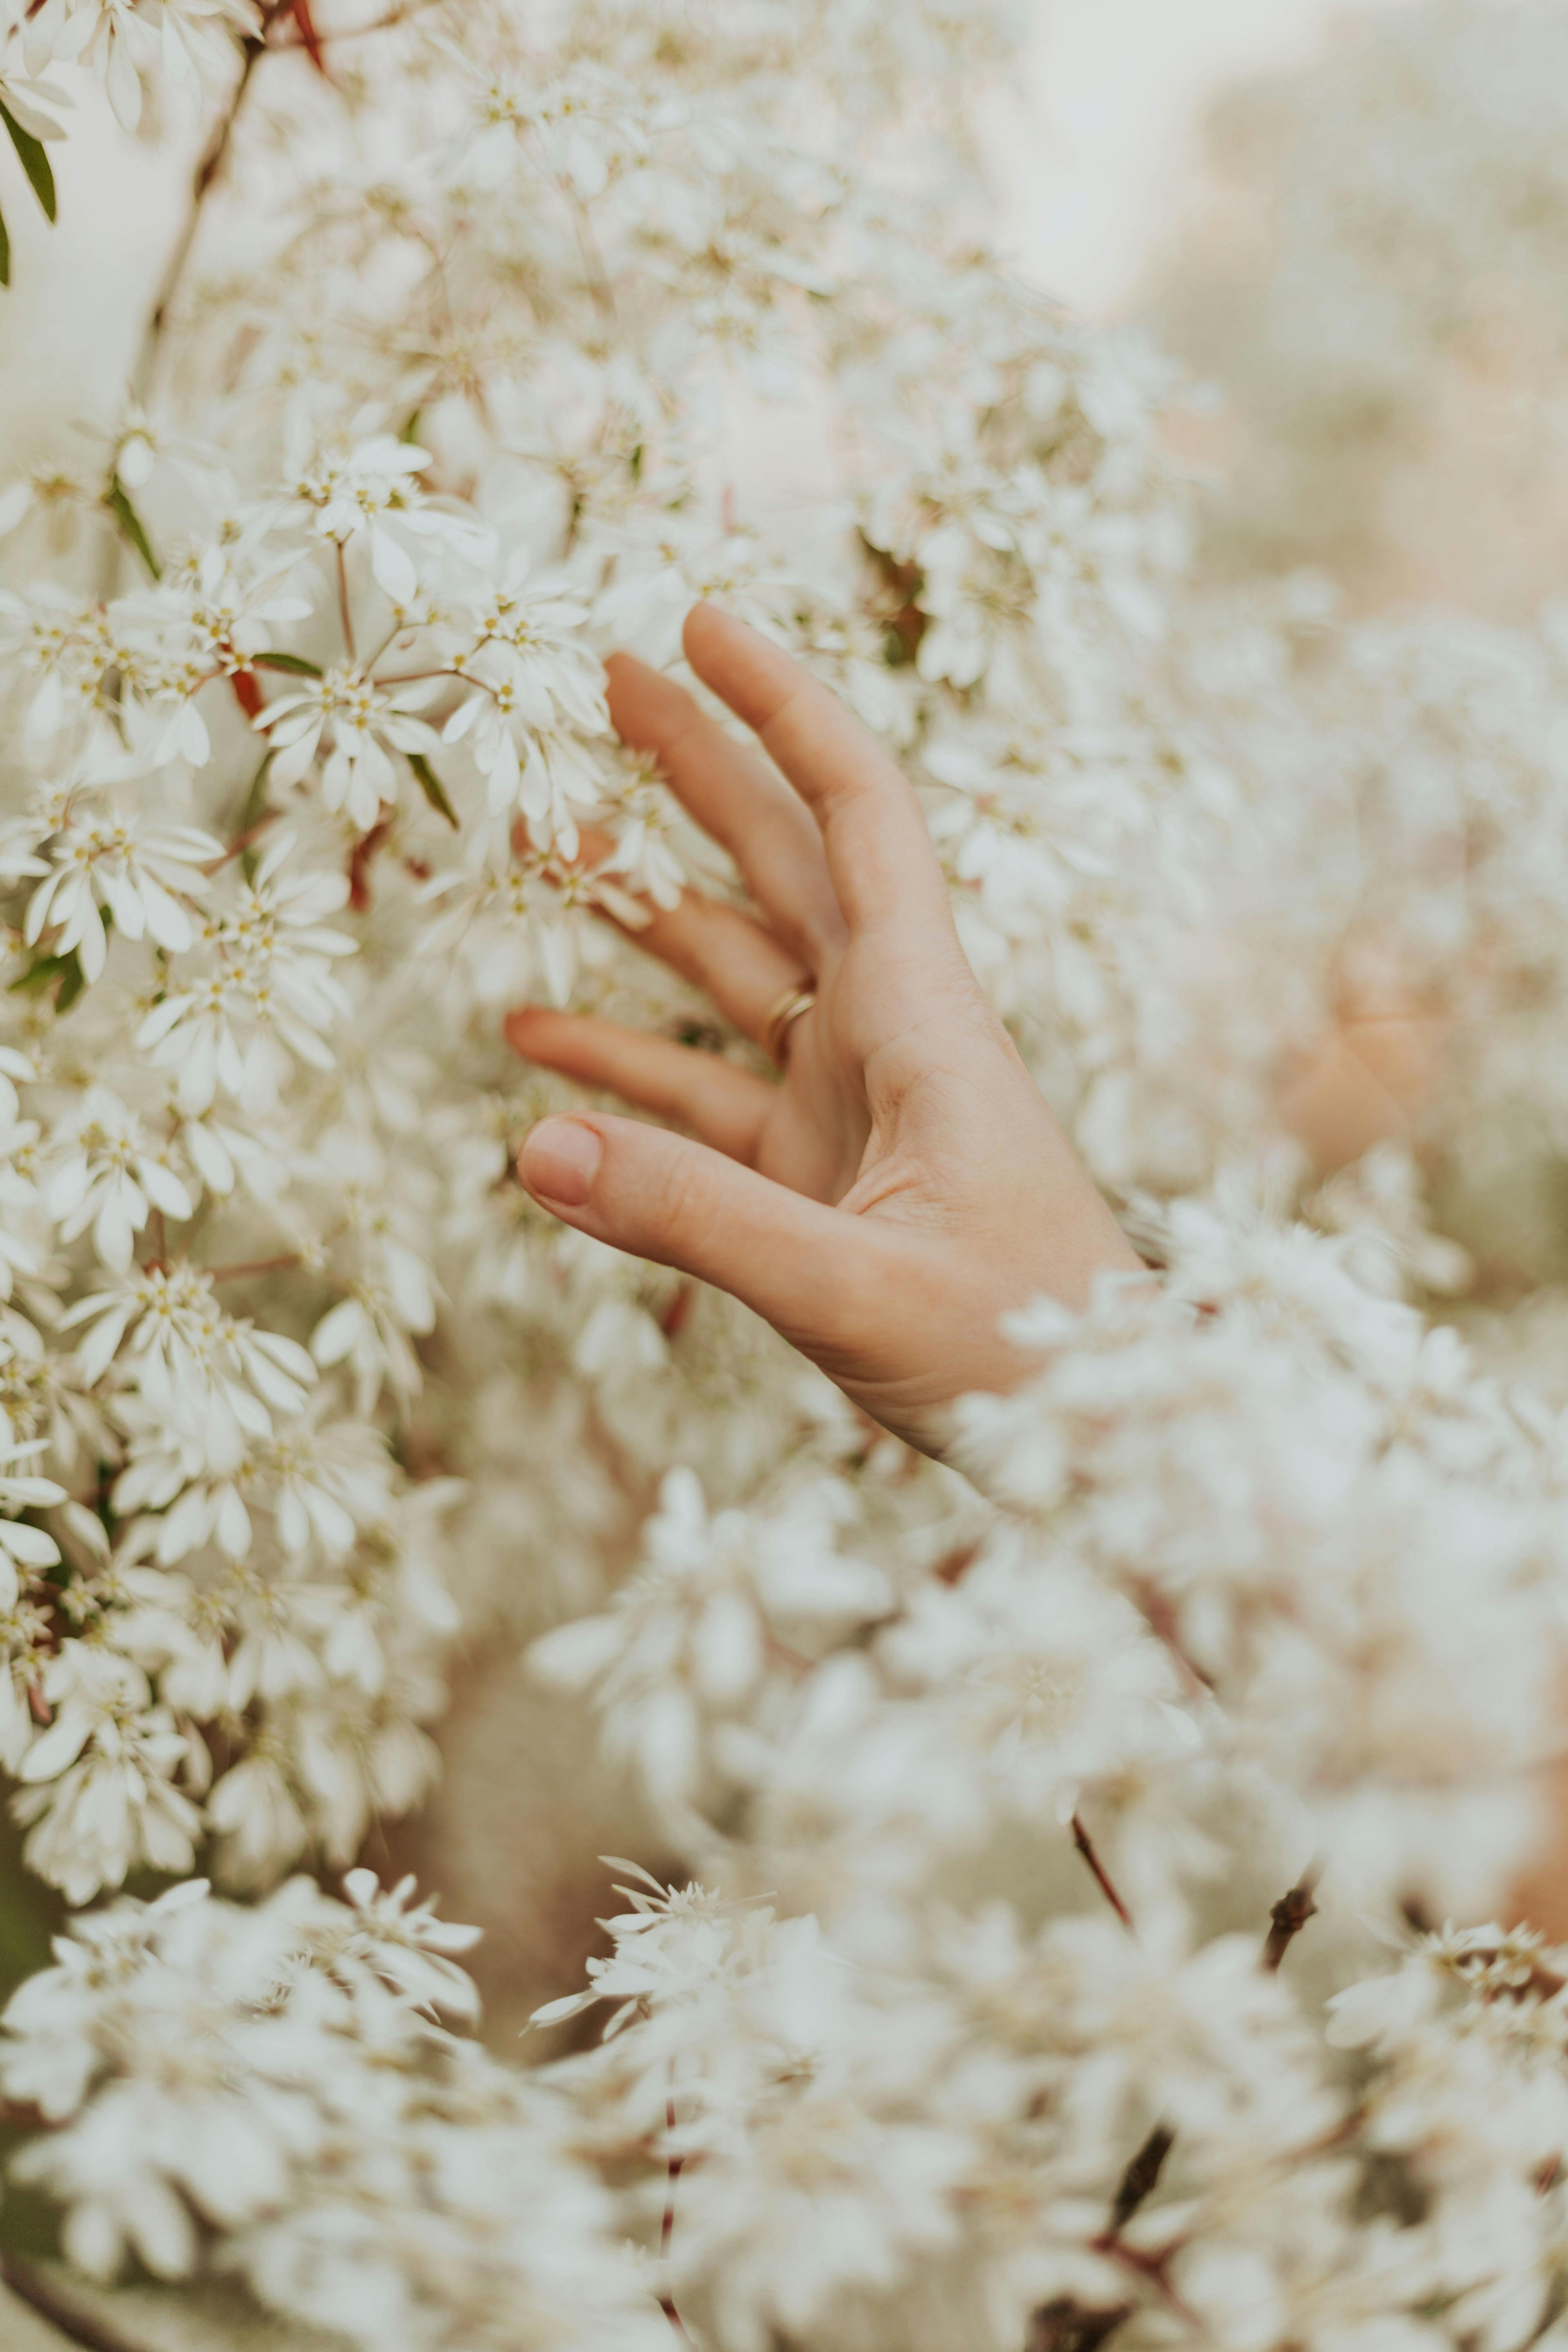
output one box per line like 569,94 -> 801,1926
0,197 -> 10,290
238,752 -> 274,881
0,99 -> 56,225
238,750 -> 274,832
408,750 -> 459,828
8,948 -> 85,1013
103,475 -> 160,580
400,406 -> 423,445
254,650 -> 324,677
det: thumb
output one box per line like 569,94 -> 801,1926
517,1113 -> 875,1351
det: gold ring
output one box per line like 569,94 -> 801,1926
762,983 -> 817,1067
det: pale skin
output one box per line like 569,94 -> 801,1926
508,603 -> 1147,1455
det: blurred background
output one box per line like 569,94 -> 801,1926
0,0 -> 1414,431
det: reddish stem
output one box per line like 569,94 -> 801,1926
1072,1811 -> 1133,1932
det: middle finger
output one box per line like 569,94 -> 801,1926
606,651 -> 845,965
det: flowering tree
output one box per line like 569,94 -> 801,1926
2,3 -> 1568,2350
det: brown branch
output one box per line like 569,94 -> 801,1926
205,1252 -> 301,1283
133,2 -> 293,402
1262,1861 -> 1323,1973
1071,1811 -> 1132,1932
1107,2123 -> 1175,2238
0,2256 -> 148,2352
658,2091 -> 691,2341
283,0 -> 329,73
272,0 -> 438,43
1027,2300 -> 1133,2352
203,811 -> 280,874
1126,1578 -> 1212,1698
1086,2232 -> 1198,2327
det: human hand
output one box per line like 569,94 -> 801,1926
507,605 -> 1145,1454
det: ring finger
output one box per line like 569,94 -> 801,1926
607,884 -> 809,1049
560,823 -> 810,1049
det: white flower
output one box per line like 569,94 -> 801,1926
118,541 -> 313,685
47,1089 -> 194,1273
14,1645 -> 200,1903
61,1261 -> 315,1472
135,827 -> 356,1114
338,1868 -> 482,2017
0,42 -> 70,147
255,666 -> 445,830
441,559 -> 607,817
531,1469 -> 890,1813
24,809 -> 219,982
276,432 -> 492,603
0,1436 -> 65,1607
23,0 -> 258,133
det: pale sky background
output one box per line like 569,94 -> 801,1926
1004,0 -> 1412,311
0,0 -> 1412,461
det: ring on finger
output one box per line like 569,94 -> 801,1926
763,983 -> 817,1067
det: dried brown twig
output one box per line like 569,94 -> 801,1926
1071,1812 -> 1133,1932
1263,1860 -> 1324,1973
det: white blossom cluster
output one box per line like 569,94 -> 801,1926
3,2 -> 1568,2350
0,1870 -> 664,2351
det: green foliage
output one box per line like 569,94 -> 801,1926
408,750 -> 459,827
8,949 -> 88,1017
103,478 -> 161,581
0,1815 -> 66,2262
0,97 -> 58,292
253,651 -> 323,677
0,102 -> 56,225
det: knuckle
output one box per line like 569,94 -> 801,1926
646,1143 -> 714,1251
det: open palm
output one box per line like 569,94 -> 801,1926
508,605 -> 1143,1451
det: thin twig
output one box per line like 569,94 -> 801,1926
1071,1811 -> 1133,1932
569,192 -> 617,318
1262,1860 -> 1323,1973
133,1 -> 292,402
0,2255 -> 147,2352
1087,2233 -> 1200,2329
658,2089 -> 692,2343
272,0 -> 439,44
206,1252 -> 301,1283
658,2294 -> 695,2345
203,811 -> 280,874
1107,2123 -> 1175,2238
1127,1578 -> 1212,1699
336,542 -> 357,664
660,2095 -> 684,2255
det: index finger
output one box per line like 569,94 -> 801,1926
682,604 -> 954,943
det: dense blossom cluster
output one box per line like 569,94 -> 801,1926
1,2 -> 1568,2349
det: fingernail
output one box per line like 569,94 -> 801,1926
519,1118 -> 602,1208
